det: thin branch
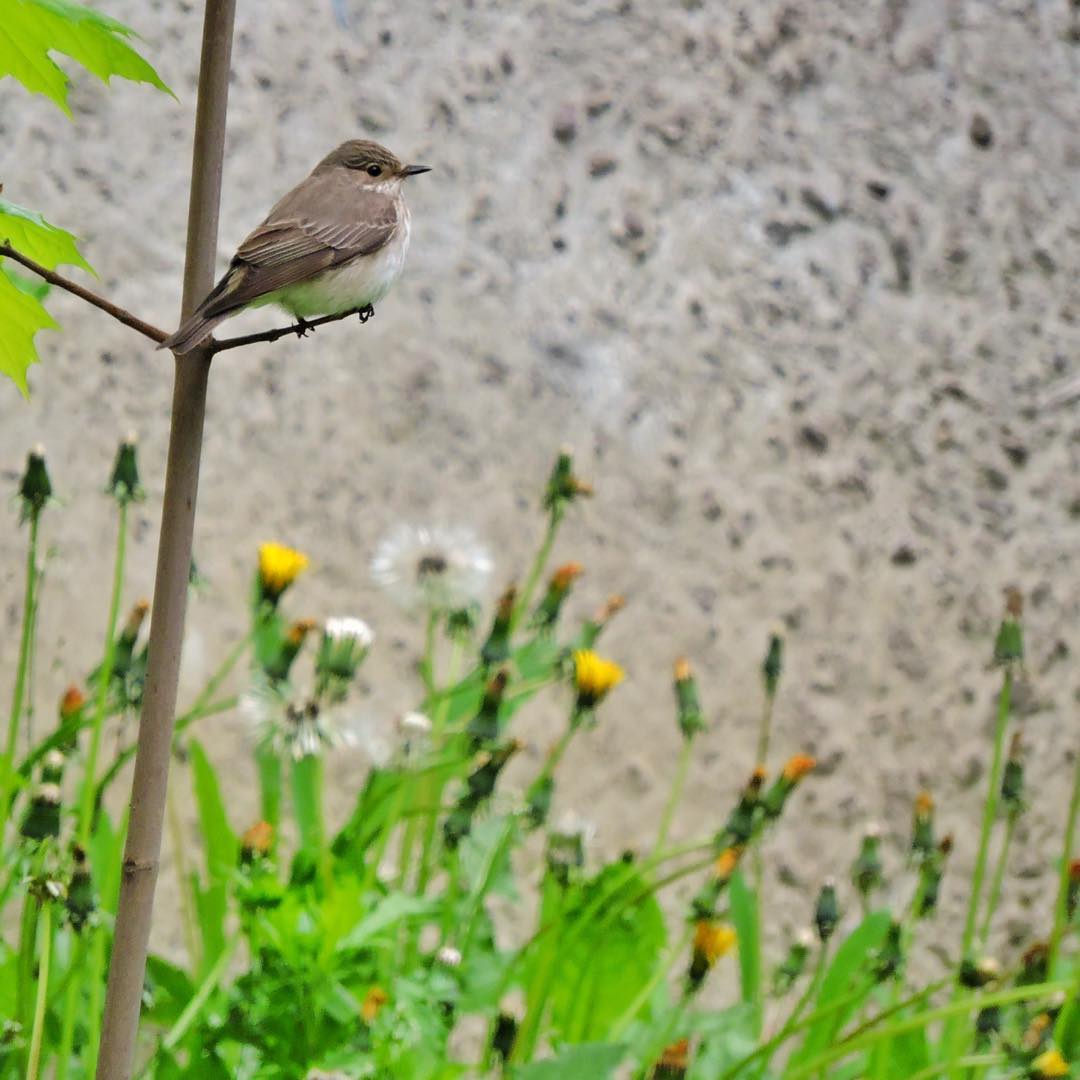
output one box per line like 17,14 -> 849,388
0,242 -> 168,344
210,304 -> 373,353
2,240 -> 374,355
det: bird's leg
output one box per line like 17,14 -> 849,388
357,304 -> 375,323
294,316 -> 314,338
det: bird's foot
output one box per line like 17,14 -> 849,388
357,304 -> 375,324
294,316 -> 314,339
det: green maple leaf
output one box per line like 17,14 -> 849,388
0,197 -> 93,396
0,0 -> 171,114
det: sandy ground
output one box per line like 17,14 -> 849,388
2,0 -> 1080,977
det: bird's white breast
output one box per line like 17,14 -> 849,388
273,205 -> 411,319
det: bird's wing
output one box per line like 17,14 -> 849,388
198,169 -> 399,318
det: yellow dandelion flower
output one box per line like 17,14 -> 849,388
573,649 -> 625,707
1031,1049 -> 1069,1079
714,846 -> 742,880
258,541 -> 309,602
693,920 -> 737,966
782,753 -> 816,783
361,985 -> 389,1022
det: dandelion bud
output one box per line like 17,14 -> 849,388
260,618 -> 316,683
975,1004 -> 1001,1042
579,594 -> 626,648
20,779 -> 61,841
257,541 -> 309,606
873,920 -> 904,982
1018,942 -> 1049,987
762,630 -> 783,701
1029,1049 -> 1069,1079
240,821 -> 274,861
772,928 -> 814,993
814,879 -> 840,943
106,436 -> 144,505
716,768 -> 767,850
761,754 -> 816,820
851,824 -> 884,900
436,945 -> 462,968
1067,859 -> 1080,921
1000,731 -> 1025,813
444,740 -> 520,849
992,587 -> 1024,667
543,448 -> 592,516
65,846 -> 95,931
316,616 -> 374,689
531,562 -> 584,630
651,1038 -> 690,1079
572,649 -> 624,715
490,1012 -> 519,1064
360,986 -> 388,1023
446,604 -> 479,640
673,658 -> 705,740
916,834 -> 952,918
959,956 -> 1001,988
545,824 -> 585,886
17,445 -> 52,523
910,791 -> 935,863
467,669 -> 509,748
480,586 -> 516,666
60,685 -> 85,722
687,921 -> 736,990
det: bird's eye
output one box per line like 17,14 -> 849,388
366,164 -> 382,177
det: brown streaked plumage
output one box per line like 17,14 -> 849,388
161,139 -> 430,354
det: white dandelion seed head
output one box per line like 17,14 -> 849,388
398,711 -> 433,736
370,523 -> 494,614
324,615 -> 375,649
437,945 -> 462,968
796,927 -> 817,949
240,675 -> 360,761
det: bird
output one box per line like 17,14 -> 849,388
161,139 -> 430,354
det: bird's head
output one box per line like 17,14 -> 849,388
319,139 -> 431,188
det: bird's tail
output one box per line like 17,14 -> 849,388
159,265 -> 246,354
158,308 -> 232,354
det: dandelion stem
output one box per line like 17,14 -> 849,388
756,690 -> 775,770
978,810 -> 1017,948
1047,739 -> 1080,977
78,501 -> 129,850
654,736 -> 694,857
0,511 -> 42,837
55,935 -> 86,1080
512,508 -> 562,632
611,924 -> 694,1041
25,898 -> 52,1080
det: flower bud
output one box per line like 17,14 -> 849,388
873,920 -> 904,982
772,928 -> 814,993
651,1038 -> 690,1079
260,618 -> 317,683
814,879 -> 840,943
992,587 -> 1024,667
578,594 -> 625,648
531,562 -> 583,630
316,616 -> 374,690
490,1012 -> 518,1064
959,956 -> 1000,989
761,754 -> 816,820
106,435 -> 144,505
467,669 -> 508,748
851,824 -> 884,900
361,986 -> 388,1023
673,658 -> 705,740
444,740 -> 520,849
526,774 -> 554,831
480,586 -> 516,666
65,846 -> 95,931
18,445 -> 52,523
762,630 -> 783,700
543,448 -> 592,516
545,823 -> 585,886
716,768 -> 767,849
910,791 -> 935,863
240,820 -> 274,861
20,779 -> 61,841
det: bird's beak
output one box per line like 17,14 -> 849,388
402,164 -> 432,177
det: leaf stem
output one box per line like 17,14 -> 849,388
654,737 -> 693,857
25,899 -> 52,1080
1048,737 -> 1080,977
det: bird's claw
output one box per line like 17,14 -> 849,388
357,304 -> 375,324
294,317 -> 314,339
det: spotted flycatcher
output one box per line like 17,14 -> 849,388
161,139 -> 430,353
